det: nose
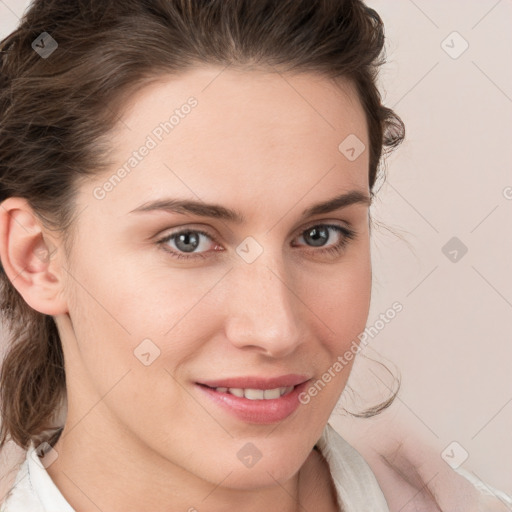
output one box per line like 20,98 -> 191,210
223,257 -> 306,358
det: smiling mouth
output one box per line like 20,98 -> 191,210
197,383 -> 295,400
195,378 -> 311,424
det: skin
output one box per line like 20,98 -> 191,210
0,66 -> 372,511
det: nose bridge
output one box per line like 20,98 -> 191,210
224,253 -> 304,356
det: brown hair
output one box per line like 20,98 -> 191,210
0,0 -> 405,451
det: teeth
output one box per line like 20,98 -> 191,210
263,388 -> 281,399
213,386 -> 294,399
244,388 -> 264,400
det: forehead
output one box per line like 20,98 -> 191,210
117,66 -> 366,142
84,66 -> 369,217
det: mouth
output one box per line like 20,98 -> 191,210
195,374 -> 311,424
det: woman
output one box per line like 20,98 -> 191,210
0,1 -> 509,510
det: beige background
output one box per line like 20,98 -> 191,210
1,0 -> 511,501
333,0 -> 512,496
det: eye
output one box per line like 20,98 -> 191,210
156,223 -> 357,261
157,228 -> 221,260
292,224 -> 357,257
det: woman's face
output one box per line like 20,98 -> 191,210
56,66 -> 372,488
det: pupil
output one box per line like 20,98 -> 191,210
305,227 -> 328,247
176,232 -> 199,253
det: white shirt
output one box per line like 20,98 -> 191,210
1,423 -> 511,511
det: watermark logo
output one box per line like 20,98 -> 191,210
134,338 -> 161,366
441,441 -> 469,469
441,236 -> 468,263
93,97 -> 198,200
236,236 -> 264,263
31,441 -> 59,469
298,301 -> 403,405
237,442 -> 262,468
338,134 -> 366,161
31,32 -> 58,59
441,31 -> 469,60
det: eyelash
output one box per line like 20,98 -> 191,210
156,224 -> 357,261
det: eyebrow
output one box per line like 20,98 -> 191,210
128,190 -> 371,223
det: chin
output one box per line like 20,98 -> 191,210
218,436 -> 311,488
216,459 -> 304,490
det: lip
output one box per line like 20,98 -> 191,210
195,374 -> 312,425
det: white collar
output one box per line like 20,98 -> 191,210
316,423 -> 389,511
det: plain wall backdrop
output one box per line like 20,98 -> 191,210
1,0 -> 511,500
332,0 -> 512,496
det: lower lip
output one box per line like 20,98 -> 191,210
196,381 -> 310,424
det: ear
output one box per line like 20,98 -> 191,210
0,197 -> 69,316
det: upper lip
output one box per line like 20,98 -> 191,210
197,374 -> 311,390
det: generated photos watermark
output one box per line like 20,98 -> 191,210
298,301 -> 403,405
93,97 -> 198,200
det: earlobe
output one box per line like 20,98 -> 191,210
0,197 -> 69,316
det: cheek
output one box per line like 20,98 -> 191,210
63,253 -> 234,428
64,270 -> 206,443
304,247 -> 372,350
296,256 -> 371,415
